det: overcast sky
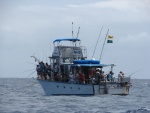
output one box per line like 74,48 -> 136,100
0,0 -> 150,79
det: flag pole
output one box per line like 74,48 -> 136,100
92,26 -> 103,59
99,29 -> 109,61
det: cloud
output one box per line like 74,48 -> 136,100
0,0 -> 150,78
68,0 -> 150,23
119,32 -> 149,45
69,0 -> 150,12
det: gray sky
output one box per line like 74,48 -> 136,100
0,0 -> 150,79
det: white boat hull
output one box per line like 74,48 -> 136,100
38,80 -> 130,95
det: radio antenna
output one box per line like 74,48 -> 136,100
76,26 -> 80,39
72,22 -> 74,38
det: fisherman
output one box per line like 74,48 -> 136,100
75,71 -> 79,83
107,71 -> 114,81
36,65 -> 41,79
79,72 -> 85,84
100,71 -> 105,81
61,72 -> 66,82
36,62 -> 44,79
69,72 -> 74,83
47,65 -> 53,80
118,71 -> 124,83
39,61 -> 45,79
53,63 -> 58,78
95,69 -> 100,84
54,72 -> 59,81
44,63 -> 49,79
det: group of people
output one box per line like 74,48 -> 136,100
66,72 -> 85,84
36,62 -> 125,84
36,61 -> 53,80
92,69 -> 114,84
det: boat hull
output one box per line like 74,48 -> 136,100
38,80 -> 130,95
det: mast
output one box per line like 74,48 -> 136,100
92,26 -> 103,59
99,29 -> 109,61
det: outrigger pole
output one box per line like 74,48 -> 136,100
99,29 -> 109,61
92,26 -> 103,59
31,53 -> 40,63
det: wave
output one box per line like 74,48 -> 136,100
126,107 -> 150,113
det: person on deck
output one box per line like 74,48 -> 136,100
107,71 -> 114,81
47,65 -> 53,80
100,71 -> 105,81
44,63 -> 49,79
69,72 -> 74,83
79,73 -> 85,84
53,63 -> 58,80
75,71 -> 79,83
118,71 -> 124,83
95,69 -> 101,84
36,65 -> 41,79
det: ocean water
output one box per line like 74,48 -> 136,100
0,78 -> 150,113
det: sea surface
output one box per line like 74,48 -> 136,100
0,78 -> 150,113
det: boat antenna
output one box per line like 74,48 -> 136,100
99,29 -> 109,61
72,22 -> 74,38
92,26 -> 103,59
76,26 -> 80,39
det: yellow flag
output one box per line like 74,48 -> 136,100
108,35 -> 113,39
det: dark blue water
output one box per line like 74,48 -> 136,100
0,78 -> 150,113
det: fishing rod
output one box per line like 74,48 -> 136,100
92,26 -> 103,59
129,69 -> 142,77
99,29 -> 109,61
25,62 -> 37,65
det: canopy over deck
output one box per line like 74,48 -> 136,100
53,38 -> 81,43
74,64 -> 115,67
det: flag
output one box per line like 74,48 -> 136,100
107,35 -> 113,43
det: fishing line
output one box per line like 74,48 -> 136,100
19,69 -> 35,75
26,70 -> 36,78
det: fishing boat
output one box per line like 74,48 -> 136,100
31,37 -> 131,95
